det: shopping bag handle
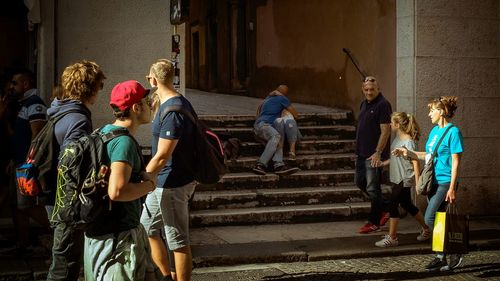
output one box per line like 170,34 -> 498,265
446,203 -> 458,214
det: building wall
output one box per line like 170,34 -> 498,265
398,0 -> 500,215
254,0 -> 397,114
56,0 -> 173,145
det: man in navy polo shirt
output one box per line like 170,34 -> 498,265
356,76 -> 392,234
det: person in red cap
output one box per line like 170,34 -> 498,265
83,80 -> 160,281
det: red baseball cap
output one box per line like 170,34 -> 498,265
110,80 -> 151,111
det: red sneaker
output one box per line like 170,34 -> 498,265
379,212 -> 390,227
358,223 -> 380,234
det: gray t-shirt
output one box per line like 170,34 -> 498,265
389,136 -> 417,187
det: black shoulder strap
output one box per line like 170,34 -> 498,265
431,125 -> 454,158
100,128 -> 146,170
160,105 -> 197,125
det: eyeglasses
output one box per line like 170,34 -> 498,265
145,76 -> 153,82
364,78 -> 376,83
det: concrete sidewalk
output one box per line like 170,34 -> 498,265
190,216 -> 500,267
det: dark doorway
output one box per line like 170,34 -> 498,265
0,1 -> 30,74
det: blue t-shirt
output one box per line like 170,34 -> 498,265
12,89 -> 47,164
255,95 -> 291,125
152,95 -> 196,188
425,123 -> 464,184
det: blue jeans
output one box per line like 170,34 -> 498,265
254,121 -> 285,168
274,117 -> 301,143
355,156 -> 383,225
425,183 -> 450,231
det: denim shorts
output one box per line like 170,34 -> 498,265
140,181 -> 196,251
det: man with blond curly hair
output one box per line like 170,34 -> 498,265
47,60 -> 106,281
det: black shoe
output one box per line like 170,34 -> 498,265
442,254 -> 463,271
425,257 -> 447,272
252,163 -> 267,175
274,165 -> 300,175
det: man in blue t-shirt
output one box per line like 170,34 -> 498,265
7,69 -> 49,251
355,76 -> 392,234
140,59 -> 197,281
252,85 -> 300,175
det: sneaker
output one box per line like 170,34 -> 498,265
417,228 -> 431,241
375,234 -> 399,247
252,163 -> 267,175
441,254 -> 463,271
359,223 -> 380,234
379,212 -> 390,227
288,152 -> 296,161
425,256 -> 447,272
273,165 -> 299,176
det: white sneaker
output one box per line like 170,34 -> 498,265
417,228 -> 431,241
375,234 -> 399,247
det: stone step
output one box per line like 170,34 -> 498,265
197,169 -> 355,191
199,112 -> 354,128
191,186 -> 366,211
211,125 -> 356,142
238,139 -> 356,157
227,153 -> 356,173
190,202 -> 370,227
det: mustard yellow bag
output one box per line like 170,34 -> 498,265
432,204 -> 469,254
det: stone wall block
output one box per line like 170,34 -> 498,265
397,16 -> 414,57
455,177 -> 500,215
460,137 -> 500,177
459,58 -> 500,98
462,97 -> 500,137
416,57 -> 458,97
397,57 -> 415,97
417,17 -> 468,57
397,0 -> 414,18
417,0 -> 499,18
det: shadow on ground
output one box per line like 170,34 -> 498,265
261,263 -> 500,281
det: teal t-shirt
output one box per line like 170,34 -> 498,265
88,124 -> 142,236
425,123 -> 464,184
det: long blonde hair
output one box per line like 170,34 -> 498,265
391,112 -> 420,141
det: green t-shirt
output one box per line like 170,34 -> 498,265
87,124 -> 142,236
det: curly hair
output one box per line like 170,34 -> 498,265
61,60 -> 106,101
427,96 -> 458,119
391,112 -> 421,141
149,59 -> 174,85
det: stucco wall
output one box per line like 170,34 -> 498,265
56,0 -> 172,145
254,0 -> 397,114
398,0 -> 500,215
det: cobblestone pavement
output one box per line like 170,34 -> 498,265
192,250 -> 500,281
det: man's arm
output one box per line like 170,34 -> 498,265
30,120 -> 46,139
369,123 -> 391,167
107,161 -> 155,201
285,105 -> 298,119
146,138 -> 178,174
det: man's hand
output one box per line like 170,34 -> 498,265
368,151 -> 381,168
140,171 -> 157,192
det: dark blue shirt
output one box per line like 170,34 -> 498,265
153,95 -> 196,188
356,93 -> 392,160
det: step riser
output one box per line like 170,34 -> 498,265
197,173 -> 355,191
190,205 -> 370,227
200,113 -> 354,128
239,141 -> 356,157
191,189 -> 366,210
213,127 -> 356,142
227,156 -> 356,173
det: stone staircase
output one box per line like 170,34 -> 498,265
191,111 -> 371,227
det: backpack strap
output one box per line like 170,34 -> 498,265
431,125 -> 454,158
160,105 -> 197,125
99,128 -> 146,171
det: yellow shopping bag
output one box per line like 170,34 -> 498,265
432,204 -> 469,254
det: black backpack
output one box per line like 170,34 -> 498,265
50,128 -> 138,229
160,105 -> 226,185
15,110 -> 78,196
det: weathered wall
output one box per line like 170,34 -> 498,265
255,0 -> 397,114
398,0 -> 500,215
56,0 -> 172,145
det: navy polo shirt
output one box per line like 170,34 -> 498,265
356,93 -> 392,160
